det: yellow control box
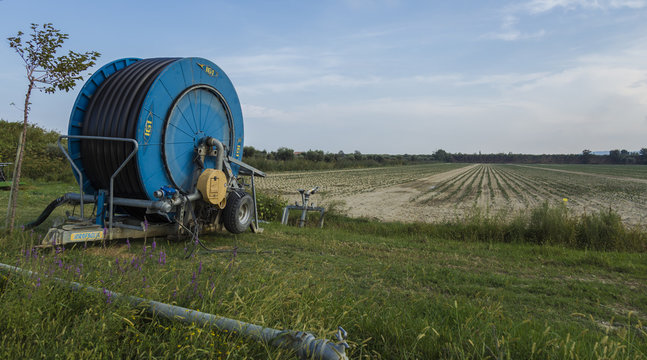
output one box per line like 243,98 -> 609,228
197,169 -> 228,208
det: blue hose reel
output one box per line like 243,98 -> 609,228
44,57 -> 265,241
68,57 -> 244,199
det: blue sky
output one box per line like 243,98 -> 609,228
1,0 -> 646,154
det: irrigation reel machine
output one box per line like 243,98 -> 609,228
30,57 -> 266,246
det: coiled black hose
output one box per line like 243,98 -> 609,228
80,58 -> 178,218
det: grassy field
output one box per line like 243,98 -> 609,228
0,182 -> 646,359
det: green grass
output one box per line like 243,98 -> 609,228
0,181 -> 81,229
0,183 -> 646,359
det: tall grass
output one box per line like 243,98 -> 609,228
326,202 -> 646,252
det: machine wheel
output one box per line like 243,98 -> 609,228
223,190 -> 253,234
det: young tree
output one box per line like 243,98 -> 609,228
5,23 -> 100,231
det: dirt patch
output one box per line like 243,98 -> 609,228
326,165 -> 478,223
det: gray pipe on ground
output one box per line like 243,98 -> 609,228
0,262 -> 349,360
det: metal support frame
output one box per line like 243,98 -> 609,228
231,155 -> 266,232
58,135 -> 139,240
251,172 -> 260,231
0,162 -> 11,182
281,187 -> 325,228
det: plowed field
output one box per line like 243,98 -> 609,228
257,164 -> 647,227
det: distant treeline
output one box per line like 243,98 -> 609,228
244,146 -> 647,172
0,120 -> 645,181
0,120 -> 72,182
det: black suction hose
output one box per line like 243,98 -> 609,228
23,197 -> 69,230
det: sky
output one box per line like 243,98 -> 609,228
0,0 -> 646,155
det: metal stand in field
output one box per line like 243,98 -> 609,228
0,162 -> 10,182
281,186 -> 325,228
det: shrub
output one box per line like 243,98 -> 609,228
325,202 -> 646,252
526,202 -> 576,246
255,192 -> 287,222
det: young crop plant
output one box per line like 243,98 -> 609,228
486,166 -> 496,201
489,166 -> 511,201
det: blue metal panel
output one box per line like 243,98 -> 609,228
95,190 -> 106,227
136,58 -> 244,199
68,58 -> 141,194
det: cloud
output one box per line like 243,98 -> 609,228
216,47 -> 383,97
218,49 -> 318,79
238,74 -> 381,95
483,15 -> 546,41
342,0 -> 401,10
522,0 -> 646,13
243,42 -> 647,154
242,104 -> 294,122
609,0 -> 647,8
487,0 -> 645,41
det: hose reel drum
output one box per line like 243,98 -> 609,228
37,57 -> 265,245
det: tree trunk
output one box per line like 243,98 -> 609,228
5,80 -> 33,231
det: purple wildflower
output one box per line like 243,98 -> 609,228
103,288 -> 112,304
126,238 -> 130,250
152,240 -> 156,251
144,217 -> 149,231
36,277 -> 41,288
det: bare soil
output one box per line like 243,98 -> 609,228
323,164 -> 647,227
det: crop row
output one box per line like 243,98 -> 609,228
256,163 -> 469,196
412,164 -> 647,226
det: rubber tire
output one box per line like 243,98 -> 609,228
223,190 -> 253,234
